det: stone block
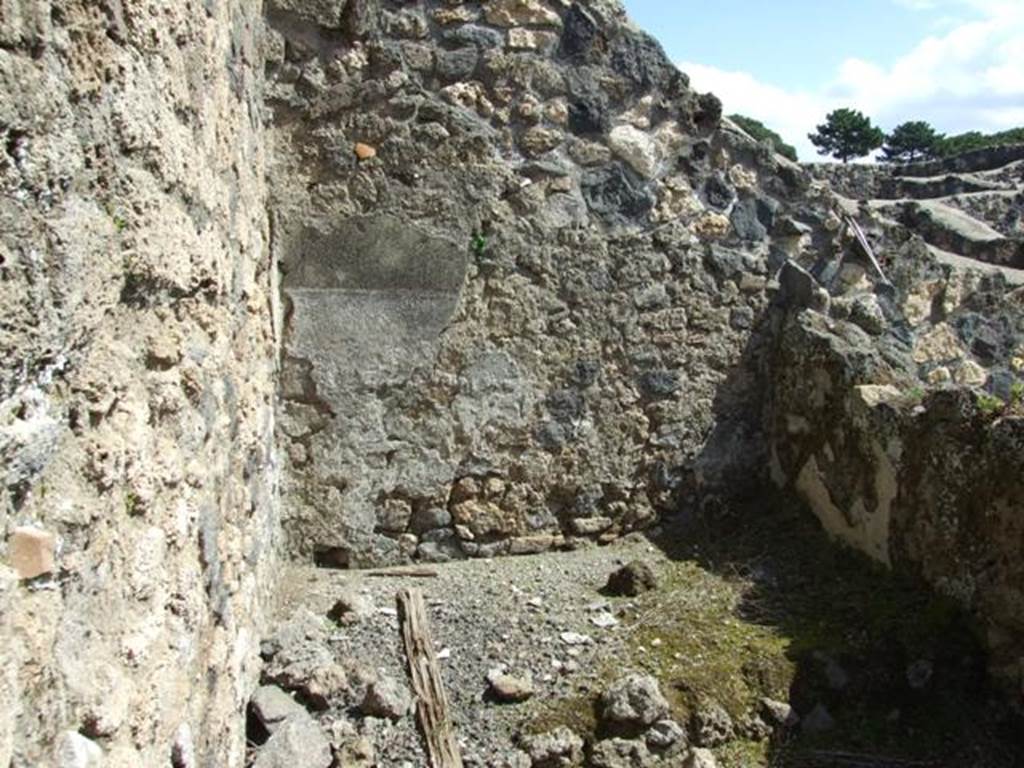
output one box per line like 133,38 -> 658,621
9,526 -> 55,580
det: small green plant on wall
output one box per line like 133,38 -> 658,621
471,233 -> 487,256
904,386 -> 926,406
977,393 -> 1005,417
978,380 -> 1024,417
125,490 -> 143,516
105,201 -> 128,232
1008,380 -> 1024,412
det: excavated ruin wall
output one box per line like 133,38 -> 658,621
765,237 -> 1024,702
3,2 -> 1024,764
808,145 -> 1024,200
265,0 -> 841,568
0,1 -> 279,765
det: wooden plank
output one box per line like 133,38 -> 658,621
397,588 -> 463,768
366,567 -> 439,579
844,215 -> 892,285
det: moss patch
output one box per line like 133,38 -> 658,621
519,498 -> 1023,767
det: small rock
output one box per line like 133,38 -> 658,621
684,748 -> 719,768
327,589 -> 371,625
730,306 -> 755,330
260,609 -> 347,709
254,715 -> 332,768
485,0 -> 563,27
694,212 -> 731,239
777,261 -> 816,308
730,198 -> 767,241
360,675 -> 412,720
600,674 -> 670,729
411,506 -> 452,533
560,632 -> 592,646
953,360 -> 987,387
327,720 -> 375,768
604,561 -> 657,597
10,526 -> 56,580
520,726 -> 584,767
508,28 -> 558,50
520,126 -> 563,157
609,124 -> 661,180
849,294 -> 887,336
691,702 -> 734,747
802,704 -> 836,734
645,719 -> 687,754
588,738 -> 652,768
251,686 -> 307,735
760,697 -> 799,729
739,714 -> 773,742
354,143 -> 377,160
571,517 -> 613,536
590,612 -> 619,629
634,283 -> 670,311
510,535 -> 557,555
487,669 -> 535,703
55,731 -> 104,768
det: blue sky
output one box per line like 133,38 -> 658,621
621,0 -> 1024,160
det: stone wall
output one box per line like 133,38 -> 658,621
4,1 -> 1024,762
808,160 -> 1019,202
766,234 -> 1024,701
0,1 -> 278,765
265,0 -> 849,567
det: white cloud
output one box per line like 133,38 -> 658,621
679,0 -> 1024,162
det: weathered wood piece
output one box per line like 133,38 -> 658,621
396,588 -> 463,768
845,214 -> 892,285
366,567 -> 440,578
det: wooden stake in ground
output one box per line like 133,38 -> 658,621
396,587 -> 464,768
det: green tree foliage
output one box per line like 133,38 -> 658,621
808,108 -> 884,163
730,114 -> 798,161
935,126 -> 1024,157
881,120 -> 943,163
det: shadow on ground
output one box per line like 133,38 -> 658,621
639,497 -> 1024,768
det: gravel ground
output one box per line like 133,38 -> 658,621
273,534 -> 667,766
263,510 -> 1024,768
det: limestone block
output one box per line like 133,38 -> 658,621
9,526 -> 55,580
485,0 -> 563,28
913,324 -> 965,365
507,27 -> 558,50
265,0 -> 346,28
54,731 -> 103,768
609,124 -> 661,180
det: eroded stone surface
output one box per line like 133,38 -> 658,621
4,0 -> 1024,764
0,1 -> 278,765
8,526 -> 55,580
767,234 -> 1024,698
266,0 -> 816,569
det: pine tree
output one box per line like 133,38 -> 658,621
808,108 -> 884,163
881,121 -> 942,163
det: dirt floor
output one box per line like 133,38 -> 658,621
271,499 -> 1024,767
